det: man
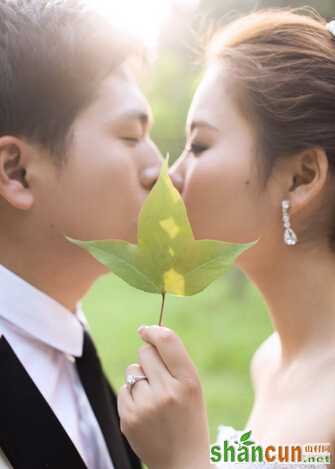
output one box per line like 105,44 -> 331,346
0,0 -> 162,467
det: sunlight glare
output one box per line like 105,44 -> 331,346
86,0 -> 200,48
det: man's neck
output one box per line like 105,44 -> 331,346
0,250 -> 105,313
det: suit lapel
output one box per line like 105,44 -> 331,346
0,336 -> 87,469
0,336 -> 143,469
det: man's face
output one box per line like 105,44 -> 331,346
32,65 -> 162,249
0,62 -> 162,274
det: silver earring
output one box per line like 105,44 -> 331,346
282,200 -> 298,246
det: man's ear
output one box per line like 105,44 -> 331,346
285,147 -> 329,215
0,136 -> 34,210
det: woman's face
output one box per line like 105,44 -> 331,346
169,65 -> 283,253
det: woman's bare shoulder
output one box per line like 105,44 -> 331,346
250,332 -> 280,390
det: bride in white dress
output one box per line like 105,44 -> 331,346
117,8 -> 335,469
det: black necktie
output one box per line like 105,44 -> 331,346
75,330 -> 137,469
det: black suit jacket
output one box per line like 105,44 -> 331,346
0,335 -> 142,469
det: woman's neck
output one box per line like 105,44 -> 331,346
239,239 -> 335,367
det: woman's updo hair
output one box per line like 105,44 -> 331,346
207,9 -> 335,251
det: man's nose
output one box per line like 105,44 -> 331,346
140,165 -> 161,191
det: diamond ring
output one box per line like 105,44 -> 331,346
126,374 -> 148,392
327,20 -> 335,38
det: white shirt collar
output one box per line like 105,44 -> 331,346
0,264 -> 84,357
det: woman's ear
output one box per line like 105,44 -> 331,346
287,147 -> 329,215
0,136 -> 34,210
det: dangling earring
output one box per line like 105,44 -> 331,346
282,200 -> 298,246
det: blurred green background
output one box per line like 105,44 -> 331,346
83,0 -> 334,445
83,272 -> 271,442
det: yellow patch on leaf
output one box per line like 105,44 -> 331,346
159,217 -> 180,239
163,268 -> 185,295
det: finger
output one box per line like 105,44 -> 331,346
117,383 -> 135,423
138,343 -> 173,387
138,325 -> 196,381
125,363 -> 150,400
125,363 -> 146,381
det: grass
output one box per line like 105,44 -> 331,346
82,268 -> 273,443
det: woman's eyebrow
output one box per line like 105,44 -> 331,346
121,109 -> 153,127
187,120 -> 219,134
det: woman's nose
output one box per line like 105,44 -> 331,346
168,171 -> 184,194
168,157 -> 186,194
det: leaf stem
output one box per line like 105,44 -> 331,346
158,292 -> 166,326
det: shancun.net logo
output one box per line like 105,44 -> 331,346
210,430 -> 332,465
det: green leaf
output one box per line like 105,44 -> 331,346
243,441 -> 255,446
240,430 -> 252,442
65,155 -> 259,298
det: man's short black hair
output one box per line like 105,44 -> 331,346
0,0 -> 138,165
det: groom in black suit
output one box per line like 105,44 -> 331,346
0,1 -> 162,468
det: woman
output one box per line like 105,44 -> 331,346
117,9 -> 335,468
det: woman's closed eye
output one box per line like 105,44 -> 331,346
185,142 -> 209,156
